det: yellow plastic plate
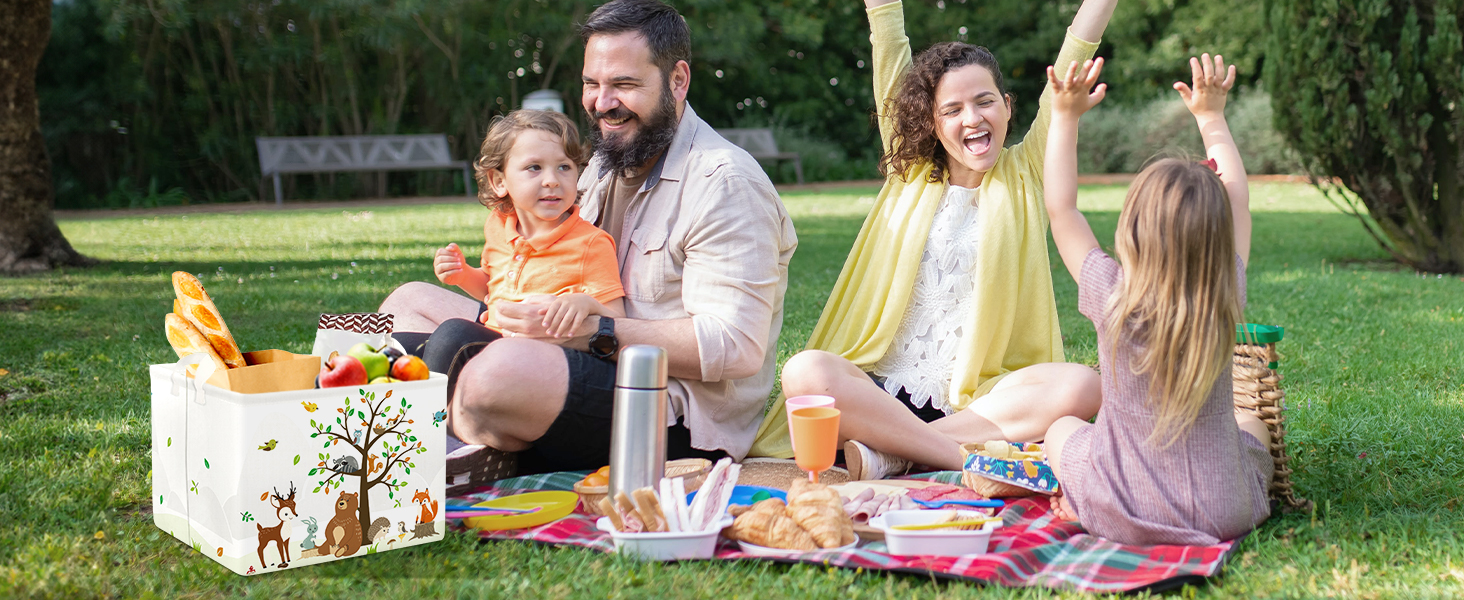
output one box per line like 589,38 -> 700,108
462,491 -> 579,531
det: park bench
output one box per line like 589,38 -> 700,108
255,134 -> 473,205
717,128 -> 805,184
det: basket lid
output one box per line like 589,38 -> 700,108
1236,323 -> 1284,345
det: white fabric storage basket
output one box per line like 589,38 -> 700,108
149,362 -> 447,575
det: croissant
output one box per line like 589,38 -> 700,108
727,499 -> 817,551
787,479 -> 855,548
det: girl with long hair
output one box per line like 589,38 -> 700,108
1040,55 -> 1274,544
749,0 -> 1118,479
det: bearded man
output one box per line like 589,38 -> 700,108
380,0 -> 797,485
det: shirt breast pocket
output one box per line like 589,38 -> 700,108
626,228 -> 668,302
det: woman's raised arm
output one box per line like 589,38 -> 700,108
1070,0 -> 1118,45
866,0 -> 912,154
1011,0 -> 1116,173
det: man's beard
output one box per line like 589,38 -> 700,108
588,82 -> 678,177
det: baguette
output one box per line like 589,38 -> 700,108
165,313 -> 227,374
600,498 -> 624,531
632,487 -> 666,532
172,272 -> 245,368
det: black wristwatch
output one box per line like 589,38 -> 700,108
588,317 -> 618,359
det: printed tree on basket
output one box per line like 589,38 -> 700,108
307,388 -> 430,547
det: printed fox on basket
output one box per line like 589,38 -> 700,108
150,272 -> 447,575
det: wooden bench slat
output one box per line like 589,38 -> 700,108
715,128 -> 804,184
255,134 -> 473,205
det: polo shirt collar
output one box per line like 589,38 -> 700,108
504,204 -> 582,252
596,103 -> 704,192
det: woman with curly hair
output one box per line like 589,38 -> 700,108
750,0 -> 1118,479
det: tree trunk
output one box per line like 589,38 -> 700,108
0,0 -> 93,274
357,470 -> 373,547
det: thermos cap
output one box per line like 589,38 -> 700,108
615,345 -> 668,389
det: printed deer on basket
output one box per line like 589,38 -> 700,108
255,482 -> 298,570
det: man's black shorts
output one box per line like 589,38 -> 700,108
519,348 -> 727,473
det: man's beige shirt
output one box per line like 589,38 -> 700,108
578,104 -> 798,460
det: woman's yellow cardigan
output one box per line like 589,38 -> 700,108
748,2 -> 1099,458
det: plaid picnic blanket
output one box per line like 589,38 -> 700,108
450,471 -> 1237,593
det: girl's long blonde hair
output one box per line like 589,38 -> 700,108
1106,158 -> 1242,447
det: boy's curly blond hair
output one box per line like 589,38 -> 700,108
474,110 -> 590,213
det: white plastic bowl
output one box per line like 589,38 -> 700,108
595,516 -> 733,561
869,510 -> 1001,557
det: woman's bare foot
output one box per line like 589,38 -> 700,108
1049,493 -> 1079,522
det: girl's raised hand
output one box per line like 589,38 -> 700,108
1047,58 -> 1107,118
433,243 -> 467,286
1173,53 -> 1235,120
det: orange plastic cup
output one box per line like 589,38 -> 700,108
790,406 -> 841,483
785,395 -> 834,453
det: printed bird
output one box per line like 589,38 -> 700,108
433,410 -> 447,425
373,424 -> 386,436
352,430 -> 363,444
258,439 -> 278,451
302,401 -> 318,412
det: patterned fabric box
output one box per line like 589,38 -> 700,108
149,362 -> 446,575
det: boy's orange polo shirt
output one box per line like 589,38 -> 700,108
478,204 -> 624,330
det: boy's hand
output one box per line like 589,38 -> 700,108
539,294 -> 601,338
1048,58 -> 1107,118
433,243 -> 468,286
1174,53 -> 1235,120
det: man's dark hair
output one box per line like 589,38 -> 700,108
579,0 -> 691,77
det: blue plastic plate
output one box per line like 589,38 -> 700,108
686,485 -> 787,509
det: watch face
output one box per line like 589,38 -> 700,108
590,318 -> 617,357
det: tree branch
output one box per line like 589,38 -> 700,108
313,422 -> 364,456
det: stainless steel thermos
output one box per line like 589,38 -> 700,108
607,345 -> 668,500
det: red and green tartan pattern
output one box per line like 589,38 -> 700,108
450,471 -> 1236,593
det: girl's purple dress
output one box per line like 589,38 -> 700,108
1060,248 -> 1272,545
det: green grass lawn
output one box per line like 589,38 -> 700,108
3,182 -> 1463,598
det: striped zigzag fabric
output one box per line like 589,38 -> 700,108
318,312 -> 394,334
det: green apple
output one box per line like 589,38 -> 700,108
348,343 -> 390,381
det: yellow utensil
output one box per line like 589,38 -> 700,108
890,517 -> 1001,531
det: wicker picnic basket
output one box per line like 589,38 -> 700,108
575,458 -> 714,517
958,443 -> 1037,498
445,445 -> 518,497
1232,325 -> 1312,512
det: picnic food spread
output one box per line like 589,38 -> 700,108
601,458 -> 740,534
162,272 -> 427,391
725,479 -> 856,550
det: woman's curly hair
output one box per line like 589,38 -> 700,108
474,110 -> 590,213
880,42 -> 1009,184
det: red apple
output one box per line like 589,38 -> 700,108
319,355 -> 368,388
391,355 -> 430,381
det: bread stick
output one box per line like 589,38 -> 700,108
600,498 -> 624,531
165,313 -> 227,374
633,487 -> 665,532
172,272 -> 245,368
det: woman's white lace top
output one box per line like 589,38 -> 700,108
869,184 -> 980,414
